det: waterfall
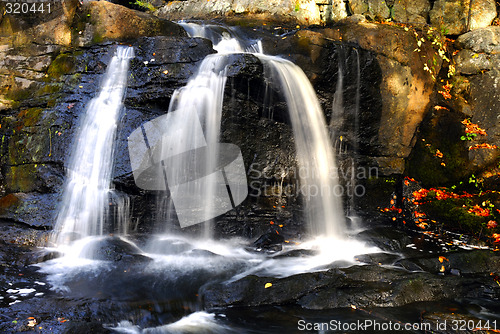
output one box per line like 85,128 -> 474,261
178,21 -> 263,54
179,23 -> 345,239
329,46 -> 362,220
257,55 -> 345,238
52,46 -> 134,245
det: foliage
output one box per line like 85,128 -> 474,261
408,26 -> 453,81
131,0 -> 156,12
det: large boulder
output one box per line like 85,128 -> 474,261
157,0 -> 337,25
0,0 -> 185,47
201,265 -> 500,309
74,1 -> 185,46
346,0 -> 390,21
430,0 -> 497,35
455,26 -> 500,54
315,22 -> 440,175
391,0 -> 431,24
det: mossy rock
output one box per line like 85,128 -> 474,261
47,53 -> 75,79
407,109 -> 471,187
420,191 -> 500,236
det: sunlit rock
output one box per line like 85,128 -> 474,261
346,0 -> 390,21
430,0 -> 497,35
391,0 -> 431,25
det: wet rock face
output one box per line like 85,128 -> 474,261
287,22 -> 439,175
201,263 -> 500,309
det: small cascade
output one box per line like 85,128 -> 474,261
177,23 -> 345,239
330,45 -> 344,155
162,54 -> 230,239
179,21 -> 263,54
131,51 -> 250,239
52,46 -> 134,245
329,45 -> 363,219
134,23 -> 261,239
257,55 -> 345,239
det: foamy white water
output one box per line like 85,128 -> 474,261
179,21 -> 263,54
112,312 -> 234,333
52,46 -> 134,245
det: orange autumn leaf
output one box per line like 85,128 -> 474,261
492,233 -> 500,243
468,205 -> 490,217
438,256 -> 449,263
417,223 -> 428,229
438,90 -> 452,99
487,220 -> 498,229
434,105 -> 449,111
469,143 -> 499,151
438,81 -> 453,99
412,189 -> 430,201
435,149 -> 443,158
461,119 -> 487,136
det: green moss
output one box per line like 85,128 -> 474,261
5,85 -> 32,102
92,32 -> 104,44
35,83 -> 63,97
421,191 -> 500,235
17,108 -> 43,127
7,164 -> 37,193
407,110 -> 470,187
132,0 -> 156,12
47,53 -> 75,79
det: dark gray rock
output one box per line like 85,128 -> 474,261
201,265 -> 500,310
79,236 -> 150,263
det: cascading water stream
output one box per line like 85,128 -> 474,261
139,23 -> 262,240
180,23 -> 345,239
257,54 -> 346,238
330,46 -> 362,220
52,46 -> 134,246
37,27 -> 380,332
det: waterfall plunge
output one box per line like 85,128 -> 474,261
178,23 -> 345,239
52,46 -> 134,245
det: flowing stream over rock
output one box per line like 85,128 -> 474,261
179,22 -> 345,239
52,46 -> 134,246
38,23 -> 383,333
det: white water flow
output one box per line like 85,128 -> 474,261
179,21 -> 263,54
52,46 -> 134,245
257,55 -> 346,238
148,24 -> 262,239
160,54 -> 229,239
180,23 -> 345,239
